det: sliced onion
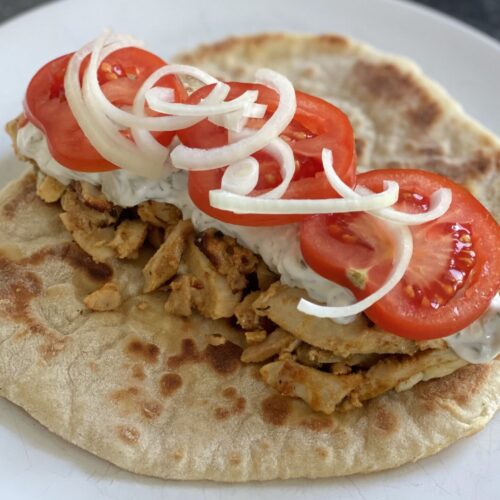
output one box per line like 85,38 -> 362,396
221,158 -> 259,195
209,180 -> 399,214
257,137 -> 295,199
66,33 -> 167,178
131,82 -> 229,160
297,223 -> 414,318
146,87 -> 259,116
170,68 -> 297,170
208,102 -> 267,132
322,149 -> 452,225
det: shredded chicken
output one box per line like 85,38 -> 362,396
340,349 -> 467,411
198,228 -> 258,292
241,328 -> 295,363
60,189 -> 117,229
108,219 -> 147,259
180,238 -> 242,319
60,212 -> 116,263
143,219 -> 193,293
261,360 -> 363,414
234,291 -> 262,330
74,181 -> 115,212
36,173 -> 66,203
244,330 -> 267,345
164,275 -> 202,316
138,201 -> 181,228
84,282 -> 122,311
256,259 -> 279,291
253,284 -> 446,356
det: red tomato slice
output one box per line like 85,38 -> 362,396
178,82 -> 356,226
300,169 -> 500,339
24,48 -> 187,172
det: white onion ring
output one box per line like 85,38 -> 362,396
209,180 -> 399,214
298,223 -> 414,318
221,157 -> 260,195
170,68 -> 297,170
66,33 -> 167,178
322,149 -> 452,225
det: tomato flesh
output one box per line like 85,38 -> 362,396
24,48 -> 186,172
300,169 -> 500,339
179,82 -> 356,226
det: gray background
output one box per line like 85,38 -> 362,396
0,0 -> 499,40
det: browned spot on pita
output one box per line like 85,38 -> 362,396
204,341 -> 242,375
222,387 -> 237,399
315,447 -> 328,459
317,34 -> 348,46
215,390 -> 246,420
374,407 -> 398,433
425,151 -> 494,184
407,101 -> 441,130
24,243 -> 113,283
39,339 -> 67,360
2,172 -> 37,218
126,339 -> 160,364
229,453 -> 242,465
261,395 -> 291,426
300,416 -> 334,432
142,400 -> 163,419
352,62 -> 414,101
416,363 -> 490,409
167,338 -> 201,369
132,364 -> 145,380
117,425 -> 140,445
172,449 -> 184,461
355,137 -> 365,158
160,373 -> 182,397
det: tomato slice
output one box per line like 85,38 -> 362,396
300,169 -> 500,339
178,82 -> 356,226
24,48 -> 187,172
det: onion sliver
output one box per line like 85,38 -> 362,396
322,149 -> 452,225
257,137 -> 295,199
131,82 -> 230,159
221,157 -> 260,195
146,87 -> 259,116
297,223 -> 414,318
209,180 -> 399,214
66,34 -> 166,178
170,68 -> 297,170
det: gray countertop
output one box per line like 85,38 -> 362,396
1,0 -> 500,40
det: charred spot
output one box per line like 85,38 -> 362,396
142,400 -> 163,419
355,138 -> 365,158
214,395 -> 246,420
2,173 -> 37,218
373,407 -> 398,433
117,425 -> 140,445
406,101 -> 441,130
222,387 -> 237,399
167,338 -> 201,369
204,341 -> 242,375
300,416 -> 334,432
214,407 -> 231,420
160,373 -> 183,397
126,339 -> 160,364
261,395 -> 292,426
25,243 -> 113,282
352,61 -> 415,101
132,364 -> 146,380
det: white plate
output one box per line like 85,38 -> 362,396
0,0 -> 498,498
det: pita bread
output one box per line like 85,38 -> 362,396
0,33 -> 498,481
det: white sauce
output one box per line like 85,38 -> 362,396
446,294 -> 500,364
17,122 -> 500,360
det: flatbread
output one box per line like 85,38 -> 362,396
0,33 -> 498,481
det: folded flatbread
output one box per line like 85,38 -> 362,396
0,33 -> 498,481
